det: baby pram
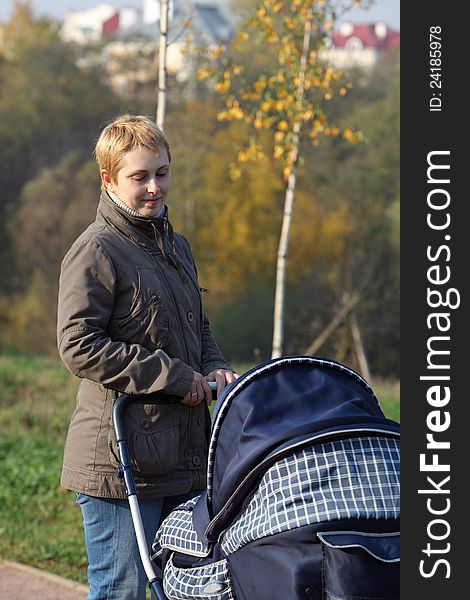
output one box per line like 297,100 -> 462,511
115,355 -> 400,599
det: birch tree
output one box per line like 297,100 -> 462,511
200,0 -> 369,357
156,0 -> 170,130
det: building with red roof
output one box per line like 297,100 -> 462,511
320,22 -> 400,69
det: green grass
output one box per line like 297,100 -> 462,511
0,352 -> 399,584
371,377 -> 400,423
0,352 -> 86,582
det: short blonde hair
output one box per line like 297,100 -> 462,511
95,114 -> 171,186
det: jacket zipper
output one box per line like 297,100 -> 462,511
152,257 -> 194,467
152,259 -> 189,364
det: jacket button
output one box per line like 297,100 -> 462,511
192,456 -> 201,466
140,418 -> 151,430
187,311 -> 194,322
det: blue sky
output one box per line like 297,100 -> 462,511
1,1 -> 400,29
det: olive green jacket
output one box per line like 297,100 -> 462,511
57,192 -> 230,499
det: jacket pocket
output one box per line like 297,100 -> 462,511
111,290 -> 170,350
318,531 -> 400,600
109,403 -> 181,477
163,554 -> 235,600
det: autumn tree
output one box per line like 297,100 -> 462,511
200,0 -> 370,358
286,53 -> 400,375
3,154 -> 99,353
0,2 -> 121,297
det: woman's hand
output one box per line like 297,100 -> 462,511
181,371 -> 213,406
205,369 -> 239,399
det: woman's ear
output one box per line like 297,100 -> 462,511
101,170 -> 113,190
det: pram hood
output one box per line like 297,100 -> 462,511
193,356 -> 399,543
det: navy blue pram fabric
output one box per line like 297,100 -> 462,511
207,356 -> 398,518
152,356 -> 400,600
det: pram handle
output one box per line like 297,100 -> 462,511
112,382 -> 218,600
113,382 -> 217,442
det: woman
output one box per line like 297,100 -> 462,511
57,114 -> 236,599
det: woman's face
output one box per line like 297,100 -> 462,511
103,146 -> 171,218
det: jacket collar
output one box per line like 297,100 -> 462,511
97,190 -> 168,249
97,191 -> 183,276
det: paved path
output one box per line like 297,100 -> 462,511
0,559 -> 88,600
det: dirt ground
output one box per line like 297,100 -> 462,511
0,559 -> 88,600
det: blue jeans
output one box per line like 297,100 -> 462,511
77,493 -> 172,600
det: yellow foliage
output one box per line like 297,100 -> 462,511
253,79 -> 267,92
229,164 -> 242,180
2,271 -> 58,354
208,45 -> 224,59
261,100 -> 274,112
227,106 -> 245,119
287,191 -> 322,280
342,127 -> 360,144
198,67 -> 215,81
236,31 -> 250,42
247,143 -> 264,160
320,203 -> 354,262
325,126 -> 339,136
286,197 -> 357,287
215,80 -> 231,94
192,125 -> 285,304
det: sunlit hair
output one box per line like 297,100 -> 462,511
95,114 -> 171,188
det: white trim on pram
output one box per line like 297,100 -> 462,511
152,497 -> 211,559
317,531 -> 400,563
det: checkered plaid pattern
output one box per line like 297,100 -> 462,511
221,436 -> 400,554
163,554 -> 235,600
154,436 -> 399,561
152,496 -> 210,558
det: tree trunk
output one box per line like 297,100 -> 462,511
349,311 -> 371,380
156,0 -> 169,130
271,16 -> 313,359
272,159 -> 298,358
304,291 -> 360,356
